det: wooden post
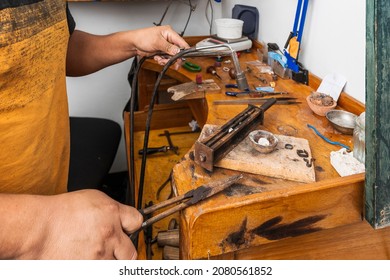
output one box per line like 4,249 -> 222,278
365,0 -> 390,228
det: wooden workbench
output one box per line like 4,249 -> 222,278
124,36 -> 390,260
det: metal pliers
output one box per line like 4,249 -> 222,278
130,174 -> 243,240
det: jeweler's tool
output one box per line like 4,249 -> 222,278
163,130 -> 179,155
130,174 -> 243,240
213,97 -> 300,106
138,145 -> 175,155
225,83 -> 285,96
225,90 -> 289,97
138,130 -> 179,155
157,129 -> 200,137
194,98 -> 276,172
183,61 -> 202,72
206,66 -> 222,80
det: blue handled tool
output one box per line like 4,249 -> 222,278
225,83 -> 240,88
283,0 -> 309,73
225,91 -> 288,97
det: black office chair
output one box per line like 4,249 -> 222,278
67,116 -> 122,192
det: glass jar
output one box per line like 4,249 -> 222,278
353,112 -> 365,163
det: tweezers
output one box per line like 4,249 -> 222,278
130,174 -> 243,239
225,90 -> 289,97
213,97 -> 301,105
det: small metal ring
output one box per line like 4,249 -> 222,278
223,67 -> 230,72
285,143 -> 293,150
297,149 -> 309,158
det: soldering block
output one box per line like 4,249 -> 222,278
330,148 -> 365,177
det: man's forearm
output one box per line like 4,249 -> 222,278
66,30 -> 137,77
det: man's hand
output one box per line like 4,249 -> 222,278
67,25 -> 190,76
0,190 -> 143,259
129,25 -> 190,66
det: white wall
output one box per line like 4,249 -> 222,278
222,0 -> 366,103
66,0 -> 221,172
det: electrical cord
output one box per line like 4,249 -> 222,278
153,0 -> 174,26
205,0 -> 214,35
132,43 -> 238,211
153,0 -> 196,36
137,47 -> 197,212
128,44 -> 237,251
127,56 -> 149,208
180,0 -> 194,36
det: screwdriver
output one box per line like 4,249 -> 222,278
206,66 -> 222,80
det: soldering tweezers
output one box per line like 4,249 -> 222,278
130,174 -> 243,240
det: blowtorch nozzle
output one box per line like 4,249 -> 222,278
184,44 -> 249,91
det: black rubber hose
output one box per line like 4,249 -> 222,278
137,47 -> 197,211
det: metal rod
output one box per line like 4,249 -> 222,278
206,107 -> 258,149
213,98 -> 300,105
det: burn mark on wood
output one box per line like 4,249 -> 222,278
189,163 -> 196,179
250,215 -> 326,240
219,215 -> 326,253
315,166 -> 325,172
204,168 -> 213,176
224,183 -> 265,197
226,218 -> 247,246
249,177 -> 270,185
219,218 -> 249,252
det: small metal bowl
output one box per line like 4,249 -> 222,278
248,130 -> 278,154
326,109 -> 357,135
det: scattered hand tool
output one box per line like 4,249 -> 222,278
138,146 -> 175,155
225,83 -> 243,89
156,170 -> 173,200
206,65 -> 222,80
183,61 -> 202,72
130,174 -> 243,241
225,90 -> 289,97
213,97 -> 301,106
228,68 -> 237,79
157,129 -> 200,137
195,99 -> 277,171
138,130 -> 179,155
144,201 -> 155,260
163,130 -> 179,155
225,82 -> 290,96
255,86 -> 275,92
267,42 -> 284,55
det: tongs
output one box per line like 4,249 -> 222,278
130,174 -> 243,239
